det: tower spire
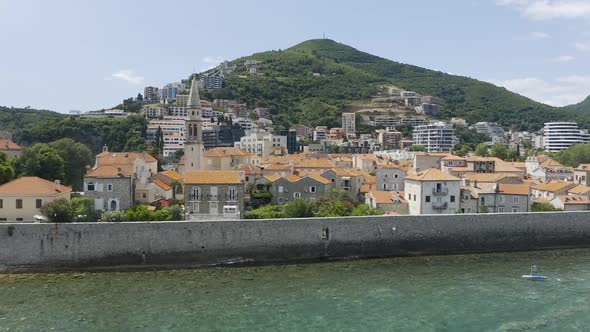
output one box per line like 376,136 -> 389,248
187,76 -> 201,108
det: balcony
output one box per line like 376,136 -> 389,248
432,202 -> 448,209
432,188 -> 448,196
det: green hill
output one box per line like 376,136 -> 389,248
207,39 -> 589,131
564,96 -> 590,113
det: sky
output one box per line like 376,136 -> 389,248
1,0 -> 590,112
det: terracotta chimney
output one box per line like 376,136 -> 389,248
55,180 -> 61,191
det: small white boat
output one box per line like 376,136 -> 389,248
522,265 -> 547,281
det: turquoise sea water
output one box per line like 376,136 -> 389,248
1,249 -> 590,331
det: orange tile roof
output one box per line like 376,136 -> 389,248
85,166 -> 131,178
369,191 -> 407,204
284,174 -> 303,182
0,139 -> 22,151
466,156 -> 496,162
494,164 -> 525,173
184,170 -> 241,184
555,195 -> 590,205
361,183 -> 377,193
575,164 -> 590,171
264,164 -> 293,171
263,174 -> 281,182
152,179 -> 172,191
96,151 -> 157,166
498,184 -> 530,196
159,170 -> 183,182
0,177 -> 72,196
569,185 -> 590,195
307,173 -> 333,185
463,172 -> 520,183
533,198 -> 550,204
330,168 -> 365,177
532,182 -> 576,192
540,159 -> 563,167
441,155 -> 466,161
295,158 -> 335,169
241,165 -> 262,175
363,174 -> 377,184
203,147 -> 252,157
405,168 -> 460,181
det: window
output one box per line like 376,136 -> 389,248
413,194 -> 417,201
513,197 -> 519,204
480,197 -> 485,205
512,208 -> 519,213
142,193 -> 147,199
278,197 -> 285,203
498,196 -> 504,203
450,196 -> 455,203
16,199 -> 22,209
210,186 -> 218,199
278,186 -> 284,193
310,186 -> 316,193
36,199 -> 42,209
425,196 -> 431,203
294,192 -> 301,198
498,207 -> 504,212
0,199 -> 2,209
192,187 -> 201,200
16,218 -> 23,221
394,174 -> 398,179
228,187 -> 237,200
107,184 -> 113,192
87,182 -> 95,191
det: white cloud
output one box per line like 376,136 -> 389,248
200,56 -> 227,72
496,0 -> 590,20
554,55 -> 575,62
574,42 -> 590,51
112,69 -> 144,85
490,75 -> 590,106
529,31 -> 550,40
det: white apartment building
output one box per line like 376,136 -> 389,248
342,113 -> 356,137
404,168 -> 461,215
474,122 -> 505,143
412,121 -> 457,152
143,107 -> 166,118
170,107 -> 188,117
313,127 -> 328,141
234,130 -> 287,157
146,117 -> 186,141
234,117 -> 253,130
543,122 -> 586,152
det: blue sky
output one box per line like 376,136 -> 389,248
1,0 -> 590,112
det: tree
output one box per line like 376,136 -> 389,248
455,144 -> 472,157
40,198 -> 73,222
490,144 -> 508,160
167,205 -> 184,220
71,197 -> 99,222
554,143 -> 590,167
125,205 -> 154,221
99,210 -> 128,222
532,202 -> 561,212
17,143 -> 65,182
136,93 -> 144,102
49,138 -> 94,190
351,204 -> 384,216
408,144 -> 425,152
0,152 -> 16,185
474,143 -> 489,157
247,204 -> 284,219
317,200 -> 349,217
283,199 -> 316,218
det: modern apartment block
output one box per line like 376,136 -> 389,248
234,130 -> 287,157
474,122 -> 505,143
144,86 -> 160,103
412,121 -> 456,152
342,113 -> 356,137
202,73 -> 224,90
543,122 -> 587,152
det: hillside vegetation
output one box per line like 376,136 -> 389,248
0,106 -> 147,153
209,39 -> 590,131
